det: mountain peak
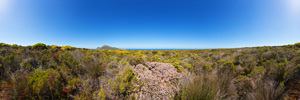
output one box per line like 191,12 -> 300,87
97,45 -> 121,50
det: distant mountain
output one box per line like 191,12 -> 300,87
97,45 -> 122,50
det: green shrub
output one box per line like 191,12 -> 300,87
184,63 -> 193,70
172,61 -> 184,73
0,62 -> 5,79
129,57 -> 145,66
0,43 -> 4,47
2,54 -> 17,72
284,44 -> 294,48
82,55 -> 106,78
223,62 -> 236,69
211,62 -> 218,68
28,69 -> 65,99
152,50 -> 158,55
25,63 -> 32,69
295,42 -> 300,48
113,66 -> 137,97
202,65 -> 212,71
235,54 -> 251,65
262,51 -> 278,60
293,57 -> 300,66
98,85 -> 106,100
122,61 -> 129,65
61,45 -> 75,50
59,52 -> 82,75
2,54 -> 14,63
10,44 -> 19,48
32,43 -> 47,50
68,78 -> 82,90
0,43 -> 10,47
151,54 -> 161,62
163,58 -> 184,72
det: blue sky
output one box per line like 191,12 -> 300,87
0,0 -> 299,49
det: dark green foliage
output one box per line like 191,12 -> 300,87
2,54 -> 17,72
0,58 -> 5,79
32,43 -> 47,50
2,54 -> 14,64
152,50 -> 158,54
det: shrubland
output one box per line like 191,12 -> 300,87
0,42 -> 300,99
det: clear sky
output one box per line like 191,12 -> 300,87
0,0 -> 299,49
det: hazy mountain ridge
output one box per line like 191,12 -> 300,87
97,45 -> 122,50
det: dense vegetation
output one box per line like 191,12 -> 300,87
0,42 -> 300,99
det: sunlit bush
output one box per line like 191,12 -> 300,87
51,45 -> 61,49
61,45 -> 75,50
28,69 -> 65,99
295,42 -> 300,48
32,43 -> 47,50
0,43 -> 11,47
113,66 -> 137,97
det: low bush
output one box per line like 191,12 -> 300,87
59,52 -> 82,75
27,69 -> 66,99
295,42 -> 300,48
113,66 -> 137,97
32,43 -> 47,50
82,55 -> 106,78
262,51 -> 278,60
61,45 -> 75,50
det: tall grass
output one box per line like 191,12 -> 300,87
180,70 -> 236,100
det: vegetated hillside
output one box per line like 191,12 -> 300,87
97,45 -> 122,50
0,42 -> 300,99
